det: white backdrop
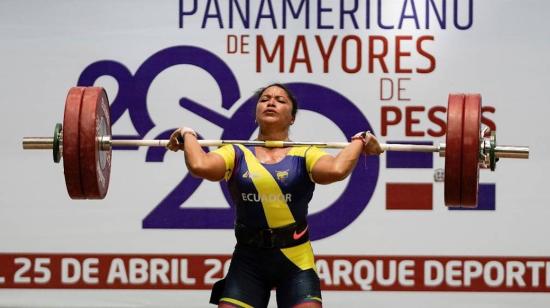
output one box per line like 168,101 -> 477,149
1,0 -> 549,307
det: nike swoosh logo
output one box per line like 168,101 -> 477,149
293,226 -> 308,240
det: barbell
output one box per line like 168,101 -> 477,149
22,87 -> 529,207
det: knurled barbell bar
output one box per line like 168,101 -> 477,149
22,87 -> 530,207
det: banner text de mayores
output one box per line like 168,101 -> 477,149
178,0 -> 473,74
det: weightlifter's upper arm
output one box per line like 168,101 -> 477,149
305,147 -> 336,184
207,145 -> 235,181
309,154 -> 343,184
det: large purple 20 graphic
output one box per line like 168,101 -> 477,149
78,46 -> 379,240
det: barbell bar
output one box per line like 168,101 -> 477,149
22,136 -> 530,158
21,87 -> 529,206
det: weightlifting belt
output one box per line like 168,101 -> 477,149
235,222 -> 309,249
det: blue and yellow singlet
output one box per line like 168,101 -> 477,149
213,144 -> 327,266
213,144 -> 327,229
211,144 -> 328,307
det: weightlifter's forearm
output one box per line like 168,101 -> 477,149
182,134 -> 209,173
331,140 -> 364,178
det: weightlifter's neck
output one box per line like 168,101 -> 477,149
257,127 -> 289,141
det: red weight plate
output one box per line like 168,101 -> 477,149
444,94 -> 465,206
79,87 -> 112,199
63,87 -> 86,199
461,94 -> 481,207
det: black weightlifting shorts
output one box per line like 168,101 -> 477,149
210,243 -> 322,308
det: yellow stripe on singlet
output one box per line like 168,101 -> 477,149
306,296 -> 323,302
281,241 -> 316,271
237,145 -> 295,228
219,297 -> 253,308
237,145 -> 316,271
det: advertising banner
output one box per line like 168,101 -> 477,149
1,0 -> 549,307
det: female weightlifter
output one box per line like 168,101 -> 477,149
167,83 -> 383,308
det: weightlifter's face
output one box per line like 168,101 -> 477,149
255,86 -> 294,129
